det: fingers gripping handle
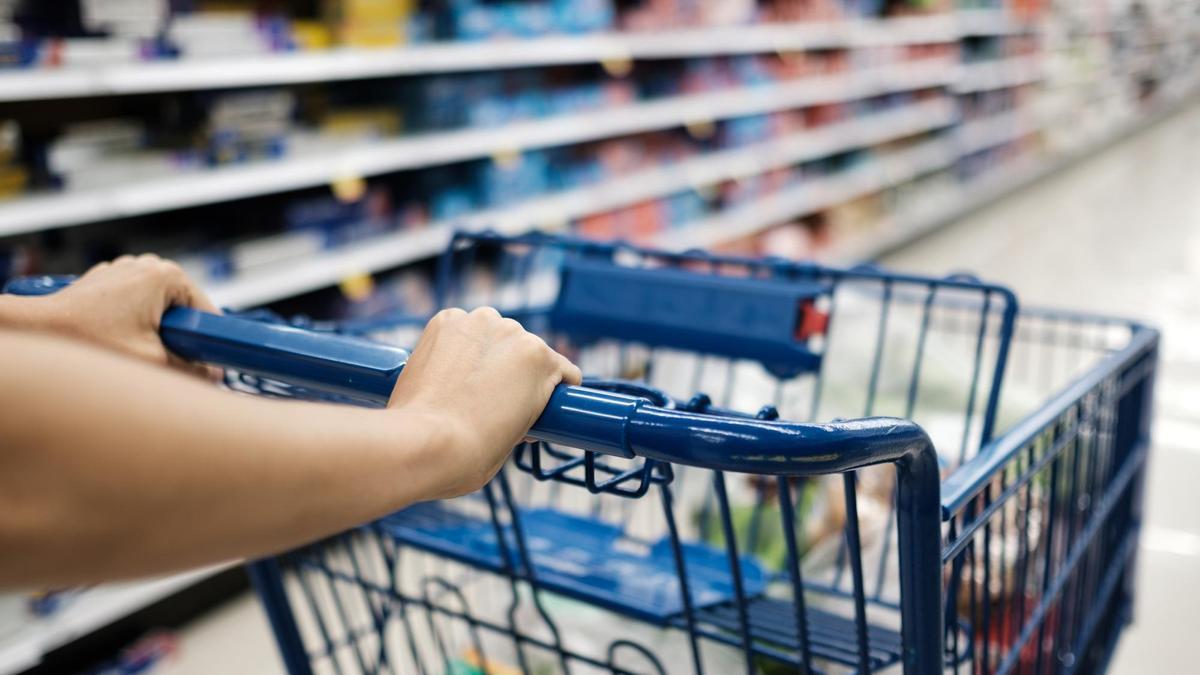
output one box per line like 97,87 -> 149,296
164,308 -> 647,458
3,274 -> 641,458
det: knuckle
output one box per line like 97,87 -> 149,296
469,306 -> 501,320
521,332 -> 548,352
433,307 -> 466,324
156,260 -> 183,280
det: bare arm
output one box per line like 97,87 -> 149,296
0,259 -> 580,589
0,329 -> 455,586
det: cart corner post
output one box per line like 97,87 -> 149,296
247,558 -> 315,675
895,436 -> 944,674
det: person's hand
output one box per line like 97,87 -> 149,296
388,307 -> 582,497
38,254 -> 221,377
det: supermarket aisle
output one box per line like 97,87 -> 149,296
882,101 -> 1200,674
151,102 -> 1200,674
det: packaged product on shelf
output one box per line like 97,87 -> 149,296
619,0 -> 755,30
0,25 -> 33,69
760,0 -> 844,23
0,119 -> 26,199
430,185 -> 477,221
758,220 -> 817,259
324,0 -> 413,47
0,592 -> 25,643
53,36 -> 146,66
442,0 -> 614,40
477,150 -> 551,208
823,193 -> 885,242
447,649 -> 523,675
87,631 -> 180,675
80,0 -> 169,41
664,190 -> 706,228
0,0 -> 19,67
284,185 -> 394,246
45,118 -> 198,191
203,90 -> 295,164
554,0 -> 616,34
168,7 -> 291,57
326,267 -> 435,323
288,19 -> 333,50
27,588 -> 87,617
318,106 -> 403,141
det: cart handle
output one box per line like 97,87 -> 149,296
4,275 -> 935,474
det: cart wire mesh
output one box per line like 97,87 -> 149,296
231,232 -> 1154,675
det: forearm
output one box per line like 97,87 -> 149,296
0,295 -> 55,331
0,329 -> 454,588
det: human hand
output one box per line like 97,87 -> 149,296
37,254 -> 221,377
388,307 -> 582,497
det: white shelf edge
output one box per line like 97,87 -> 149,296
0,17 -> 962,103
957,108 -> 1044,156
954,55 -> 1045,94
0,563 -> 234,675
956,9 -> 1042,37
0,60 -> 955,238
207,99 -> 956,308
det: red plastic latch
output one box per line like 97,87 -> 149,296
794,299 -> 829,341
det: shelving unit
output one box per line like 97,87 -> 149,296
0,17 -> 962,102
206,98 -> 956,308
0,60 -> 954,237
0,565 -> 231,675
655,136 -> 956,252
954,54 -> 1044,93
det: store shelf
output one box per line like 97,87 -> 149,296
954,55 -> 1044,93
0,17 -> 959,103
957,108 -> 1044,155
206,98 -> 957,308
0,564 -> 231,675
0,60 -> 955,238
830,157 -> 1043,265
656,137 -> 958,252
957,9 -> 1041,37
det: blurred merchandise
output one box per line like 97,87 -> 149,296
202,89 -> 295,164
323,0 -> 413,47
84,631 -> 178,675
45,118 -> 192,191
0,120 -> 26,199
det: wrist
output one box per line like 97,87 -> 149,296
387,404 -> 488,501
0,295 -> 63,333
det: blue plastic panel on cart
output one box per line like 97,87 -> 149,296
549,259 -> 828,378
378,503 -> 767,625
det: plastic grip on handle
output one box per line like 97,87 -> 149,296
533,386 -> 640,458
161,308 -> 408,404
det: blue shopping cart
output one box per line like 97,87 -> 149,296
7,231 -> 1158,674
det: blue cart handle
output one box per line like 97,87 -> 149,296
4,275 -> 935,475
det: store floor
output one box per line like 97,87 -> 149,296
152,102 -> 1200,674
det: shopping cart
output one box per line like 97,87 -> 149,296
6,231 -> 1157,674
